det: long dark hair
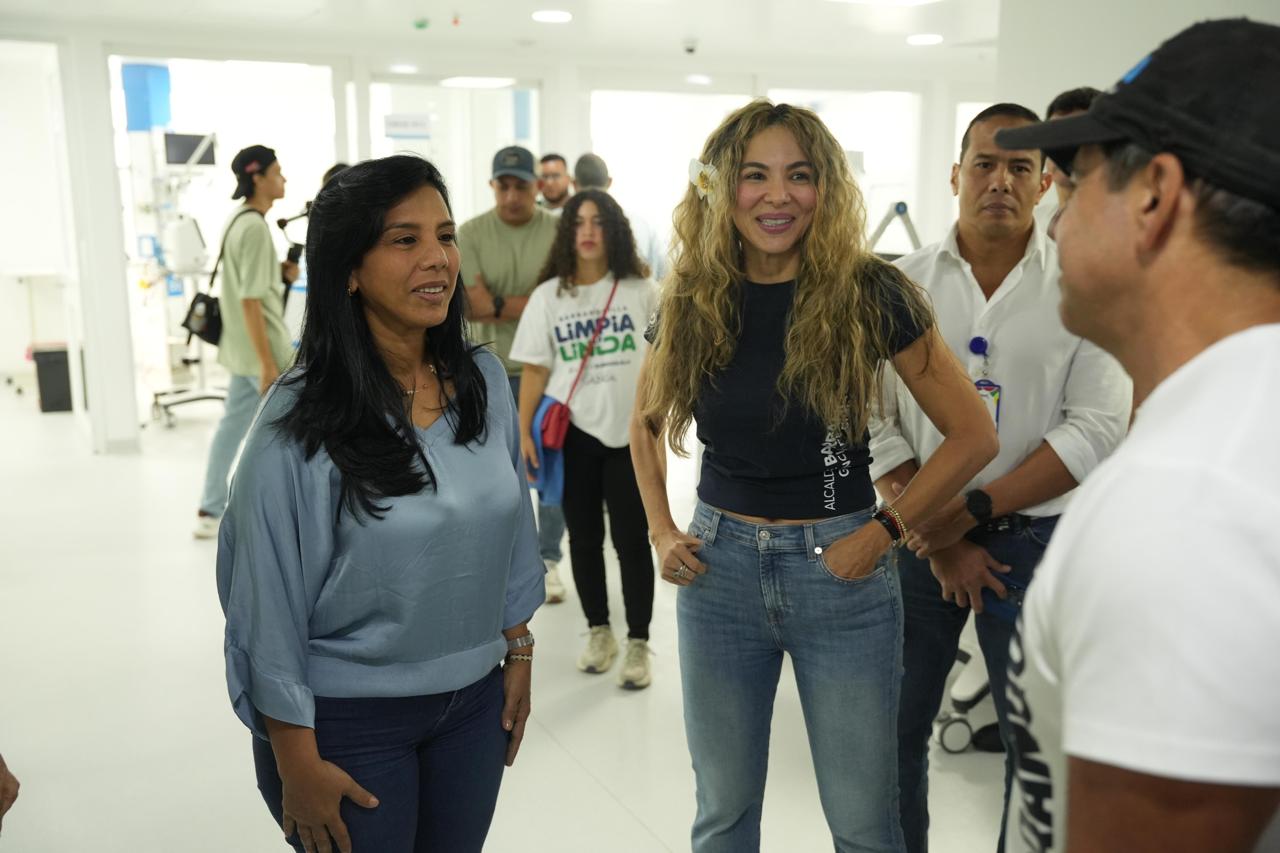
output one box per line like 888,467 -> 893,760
536,189 -> 649,295
277,155 -> 488,521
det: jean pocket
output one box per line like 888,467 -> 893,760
1024,517 -> 1058,548
816,552 -> 888,586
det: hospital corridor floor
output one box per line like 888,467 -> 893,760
0,388 -> 1004,852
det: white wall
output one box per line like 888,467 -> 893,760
0,15 -> 1002,451
0,43 -> 69,379
0,42 -> 66,277
996,1 -> 1280,110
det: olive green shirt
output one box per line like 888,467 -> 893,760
458,207 -> 559,374
215,207 -> 294,378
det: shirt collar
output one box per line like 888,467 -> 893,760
938,219 -> 1049,273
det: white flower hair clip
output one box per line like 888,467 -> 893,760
688,159 -> 719,202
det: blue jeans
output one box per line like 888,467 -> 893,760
895,515 -> 1059,853
253,667 -> 507,853
508,373 -> 565,562
679,501 -> 905,853
198,374 -> 261,517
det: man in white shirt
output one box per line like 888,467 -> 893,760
572,153 -> 667,282
1034,87 -> 1102,238
870,104 -> 1132,853
993,19 -> 1280,853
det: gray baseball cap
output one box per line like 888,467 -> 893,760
491,146 -> 537,182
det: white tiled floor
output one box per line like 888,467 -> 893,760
0,384 -> 1003,852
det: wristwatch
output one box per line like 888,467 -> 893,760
506,631 -> 534,651
492,294 -> 506,319
965,489 -> 994,525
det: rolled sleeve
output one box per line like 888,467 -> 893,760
869,365 -> 918,482
1043,339 -> 1132,484
216,392 -> 330,739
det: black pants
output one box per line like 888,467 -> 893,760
561,423 -> 654,639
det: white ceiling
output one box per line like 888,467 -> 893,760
0,0 -> 1001,70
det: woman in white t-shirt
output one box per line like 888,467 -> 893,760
510,190 -> 659,689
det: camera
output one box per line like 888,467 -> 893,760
683,37 -> 698,55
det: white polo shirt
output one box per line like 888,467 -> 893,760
869,222 -> 1132,517
1006,324 -> 1280,852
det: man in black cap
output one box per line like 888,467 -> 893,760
459,146 -> 566,602
995,18 -> 1280,853
194,144 -> 298,539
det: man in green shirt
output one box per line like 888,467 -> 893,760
459,146 -> 566,602
195,144 -> 297,539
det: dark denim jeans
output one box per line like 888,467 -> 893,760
253,667 -> 507,853
895,515 -> 1058,853
679,501 -> 906,853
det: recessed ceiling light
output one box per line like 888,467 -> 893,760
440,76 -> 517,89
390,63 -> 418,74
532,10 -> 573,23
826,0 -> 941,6
686,74 -> 712,86
906,33 -> 944,46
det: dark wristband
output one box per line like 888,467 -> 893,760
873,508 -> 903,543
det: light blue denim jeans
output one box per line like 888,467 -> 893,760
198,374 -> 261,518
679,500 -> 906,853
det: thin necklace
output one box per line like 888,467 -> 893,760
400,362 -> 438,396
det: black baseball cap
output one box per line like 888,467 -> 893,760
231,144 -> 277,199
996,18 -> 1280,211
491,146 -> 537,183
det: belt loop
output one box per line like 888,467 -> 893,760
703,508 -> 721,545
804,524 -> 818,562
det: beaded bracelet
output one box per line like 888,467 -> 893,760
883,504 -> 909,540
873,509 -> 902,543
873,508 -> 903,543
505,653 -> 534,663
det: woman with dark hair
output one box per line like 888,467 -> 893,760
509,190 -> 659,688
216,154 -> 544,853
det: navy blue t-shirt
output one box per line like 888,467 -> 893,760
649,278 -> 927,518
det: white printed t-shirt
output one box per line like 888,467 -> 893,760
1006,324 -> 1280,853
509,274 -> 657,448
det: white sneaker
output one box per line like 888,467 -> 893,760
617,638 -> 652,690
577,626 -> 618,674
544,560 -> 566,604
193,515 -> 220,540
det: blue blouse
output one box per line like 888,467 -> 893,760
216,349 -> 544,739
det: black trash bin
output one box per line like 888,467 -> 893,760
32,346 -> 72,412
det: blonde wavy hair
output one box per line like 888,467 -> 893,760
639,99 -> 934,455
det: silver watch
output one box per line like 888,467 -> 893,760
506,632 -> 535,651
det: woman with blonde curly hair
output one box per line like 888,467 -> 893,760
630,100 -> 998,851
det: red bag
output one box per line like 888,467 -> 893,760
540,279 -> 619,450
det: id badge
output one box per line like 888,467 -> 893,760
975,379 -> 1001,429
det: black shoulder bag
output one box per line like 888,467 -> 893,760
181,208 -> 261,346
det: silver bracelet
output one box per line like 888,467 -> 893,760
506,632 -> 535,651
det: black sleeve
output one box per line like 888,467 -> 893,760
874,264 -> 931,356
